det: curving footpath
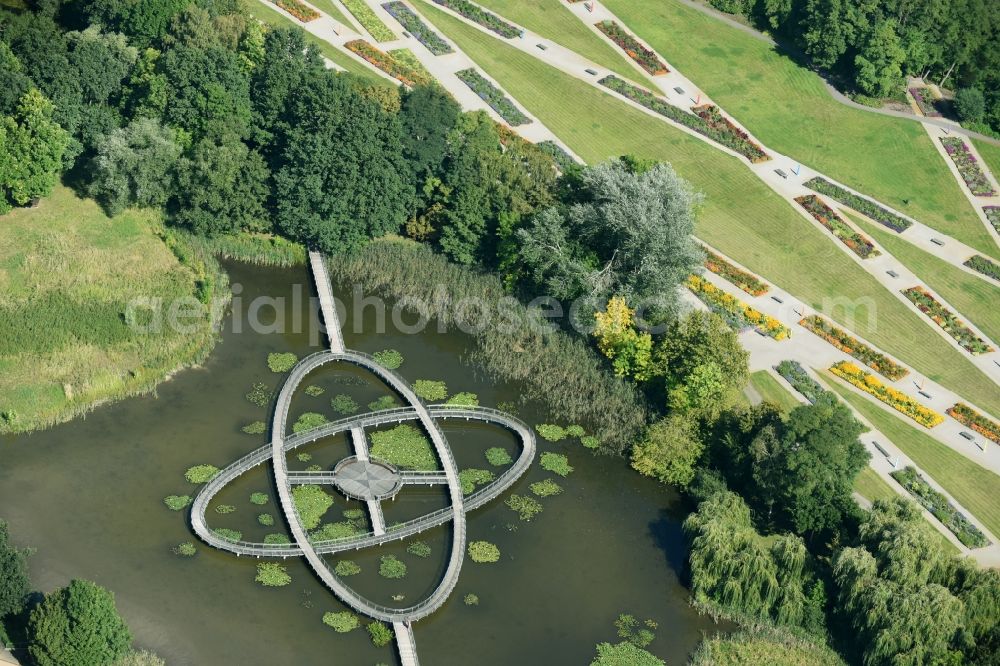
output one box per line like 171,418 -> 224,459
192,252 -> 536,662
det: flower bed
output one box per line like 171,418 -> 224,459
598,76 -> 768,163
432,0 -> 520,38
382,2 -> 453,54
455,68 -> 530,126
829,361 -> 943,428
595,20 -> 668,75
701,246 -> 768,296
908,87 -> 941,117
274,0 -> 319,22
902,286 -> 994,354
536,140 -> 578,172
775,360 -> 824,404
891,466 -> 989,548
692,105 -> 769,163
803,176 -> 912,232
794,195 -> 879,258
940,137 -> 996,197
686,275 -> 790,340
985,206 -> 1000,233
964,255 -> 1000,281
800,315 -> 908,380
342,0 -> 395,40
344,40 -> 431,87
948,403 -> 1000,445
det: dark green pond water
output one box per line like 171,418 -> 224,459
0,261 -> 721,665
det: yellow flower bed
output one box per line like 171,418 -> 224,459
686,275 -> 790,340
830,361 -> 944,428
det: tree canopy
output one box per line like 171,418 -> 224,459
28,579 -> 133,666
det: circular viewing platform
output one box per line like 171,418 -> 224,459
332,457 -> 402,501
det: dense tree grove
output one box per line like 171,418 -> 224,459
0,520 -> 31,621
710,0 -> 1000,131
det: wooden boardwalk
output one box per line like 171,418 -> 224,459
350,427 -> 387,536
308,251 -> 345,353
394,622 -> 420,666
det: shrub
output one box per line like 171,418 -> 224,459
775,360 -> 825,404
701,246 -> 769,295
267,353 -> 298,373
264,533 -> 290,544
323,611 -> 359,633
530,479 -> 563,497
258,513 -> 275,526
463,593 -> 479,606
250,492 -> 269,505
184,465 -> 220,484
368,395 -> 398,411
803,177 -> 911,232
341,0 -> 395,41
830,361 -> 943,428
163,495 -> 191,511
292,412 -> 329,434
445,391 -> 479,406
903,286 -> 994,354
241,420 -> 266,435
367,621 -> 394,647
213,528 -> 242,542
255,562 -> 291,587
799,316 -> 907,380
430,0 -> 520,38
686,275 -> 790,339
406,541 -> 432,558
305,385 -> 325,397
467,541 -> 500,563
595,20 -> 668,75
955,87 -> 986,122
506,494 -> 543,521
891,467 -> 989,548
795,195 -> 879,259
540,452 -> 573,477
214,504 -> 235,515
414,379 -> 447,401
458,468 -> 495,495
325,394 -> 358,416
536,141 -> 578,172
536,424 -> 566,441
245,382 -> 272,407
345,40 -> 431,87
373,349 -> 404,369
172,542 -> 196,557
455,68 -> 531,126
379,555 -> 407,579
370,424 -> 438,470
334,560 -> 362,576
382,2 -> 453,54
963,255 -> 1000,282
292,485 -> 334,529
485,447 -> 513,466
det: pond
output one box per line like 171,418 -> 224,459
0,260 -> 722,665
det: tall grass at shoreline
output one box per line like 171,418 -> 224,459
330,239 -> 647,453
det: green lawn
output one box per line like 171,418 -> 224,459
975,139 -> 1000,191
309,0 -> 354,28
821,372 -> 1000,541
415,0 -> 1000,420
0,187 -> 220,434
595,0 -> 997,258
242,0 -> 389,82
846,211 -> 1000,345
854,466 -> 897,503
472,0 -> 651,88
749,370 -> 802,413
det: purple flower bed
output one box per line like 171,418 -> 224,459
941,137 -> 996,197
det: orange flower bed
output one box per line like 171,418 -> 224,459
948,403 -> 1000,445
830,361 -> 943,428
274,0 -> 319,22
